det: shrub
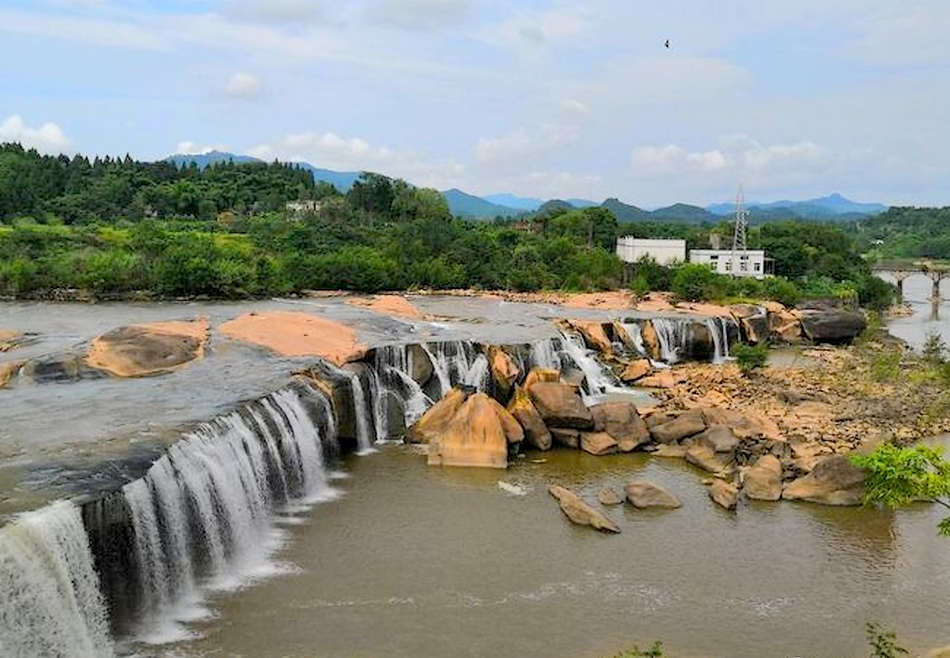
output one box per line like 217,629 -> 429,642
671,263 -> 726,301
732,343 -> 768,375
921,330 -> 947,364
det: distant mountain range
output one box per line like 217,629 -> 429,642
166,151 -> 887,222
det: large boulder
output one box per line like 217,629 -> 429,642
85,320 -> 208,377
696,424 -> 740,453
406,388 -> 469,444
730,304 -> 769,345
427,392 -> 520,468
407,344 -> 435,386
580,431 -> 619,456
507,385 -> 552,450
548,485 -> 621,533
488,345 -> 520,400
624,480 -> 682,509
589,402 -> 651,450
763,301 -> 803,344
708,479 -> 739,510
685,441 -> 733,474
742,454 -> 783,501
523,367 -> 561,391
640,321 -> 662,361
550,427 -> 580,449
649,409 -> 706,444
566,320 -> 613,354
528,381 -> 594,429
782,454 -> 866,505
798,308 -> 867,343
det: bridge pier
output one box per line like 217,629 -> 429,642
892,271 -> 911,302
928,271 -> 950,301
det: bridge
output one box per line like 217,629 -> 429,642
871,260 -> 950,301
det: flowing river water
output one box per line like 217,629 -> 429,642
1,293 -> 949,658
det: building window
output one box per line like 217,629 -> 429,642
754,262 -> 761,272
724,260 -> 732,272
739,261 -> 748,271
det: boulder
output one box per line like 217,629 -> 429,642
548,485 -> 621,533
567,320 -> 613,354
782,454 -> 866,505
550,427 -> 580,449
597,487 -> 624,506
640,320 -> 662,361
624,480 -> 682,509
763,301 -> 803,344
528,381 -> 594,429
523,367 -> 561,391
427,392 -> 519,468
685,441 -> 734,474
407,343 -> 435,386
580,431 -> 619,456
0,360 -> 22,387
507,385 -> 552,450
649,409 -> 706,444
406,388 -> 469,444
650,444 -> 688,458
708,479 -> 739,510
742,455 -> 783,501
798,308 -> 867,343
488,345 -> 520,400
619,358 -> 653,383
85,322 -> 208,377
636,370 -> 677,388
589,402 -> 651,449
730,304 -> 769,345
696,424 -> 740,453
702,407 -> 783,441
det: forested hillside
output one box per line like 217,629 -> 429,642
0,143 -> 895,309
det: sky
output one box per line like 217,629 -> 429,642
2,0 -> 949,208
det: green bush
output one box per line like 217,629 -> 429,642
671,263 -> 726,301
732,343 -> 768,375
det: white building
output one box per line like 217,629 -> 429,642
615,237 -> 686,266
689,249 -> 772,279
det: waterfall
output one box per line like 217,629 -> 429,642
374,346 -> 434,426
420,343 -> 451,397
556,329 -> 617,396
366,367 -> 389,442
347,373 -> 375,454
0,502 -> 114,658
704,316 -> 732,364
619,323 -> 648,358
529,337 -> 562,371
651,317 -> 691,364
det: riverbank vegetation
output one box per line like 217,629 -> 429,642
0,143 -> 894,307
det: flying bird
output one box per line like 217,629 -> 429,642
664,39 -> 670,48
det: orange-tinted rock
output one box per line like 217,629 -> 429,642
620,358 -> 653,383
527,382 -> 594,429
637,370 -> 677,389
567,320 -> 613,354
589,402 -> 651,449
782,454 -> 866,505
624,480 -> 681,509
523,367 -> 561,391
406,388 -> 469,444
708,479 -> 739,510
488,345 -> 520,400
507,385 -> 552,450
548,485 -> 621,533
649,409 -> 706,444
427,392 -> 516,468
640,321 -> 662,361
742,455 -> 783,501
85,319 -> 209,377
580,431 -> 619,456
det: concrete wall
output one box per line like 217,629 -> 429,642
616,238 -> 686,265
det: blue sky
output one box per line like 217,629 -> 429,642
2,0 -> 949,207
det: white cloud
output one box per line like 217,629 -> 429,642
489,7 -> 589,49
249,131 -> 465,189
559,98 -> 590,116
224,72 -> 263,98
174,141 -> 227,155
631,135 -> 826,177
0,115 -> 71,153
223,0 -> 327,25
367,0 -> 469,30
475,125 -> 578,168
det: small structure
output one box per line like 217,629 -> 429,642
689,249 -> 772,278
616,237 -> 686,266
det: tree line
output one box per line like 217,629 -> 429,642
0,142 -> 896,308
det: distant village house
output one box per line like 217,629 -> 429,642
615,237 -> 686,265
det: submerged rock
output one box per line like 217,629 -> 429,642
548,485 -> 621,533
782,454 -> 866,505
624,480 -> 682,509
742,455 -> 783,501
708,479 -> 739,510
597,487 -> 624,506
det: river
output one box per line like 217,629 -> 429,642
1,295 -> 948,658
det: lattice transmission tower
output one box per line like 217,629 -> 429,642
730,184 -> 748,270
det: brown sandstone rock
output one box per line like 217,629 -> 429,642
730,304 -> 769,344
0,360 -> 22,387
782,454 -> 866,505
427,392 -> 517,468
620,358 -> 653,382
580,431 -> 619,456
696,424 -> 740,453
637,370 -> 677,389
708,479 -> 739,510
406,388 -> 469,444
742,455 -> 783,501
548,485 -> 621,533
650,409 -> 706,444
685,441 -> 734,474
86,320 -> 209,377
523,367 -> 561,391
567,320 -> 613,354
488,345 -> 520,400
527,381 -> 594,429
407,344 -> 434,386
624,480 -> 682,509
589,402 -> 651,449
507,385 -> 552,450
650,444 -> 688,458
640,320 -> 662,361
